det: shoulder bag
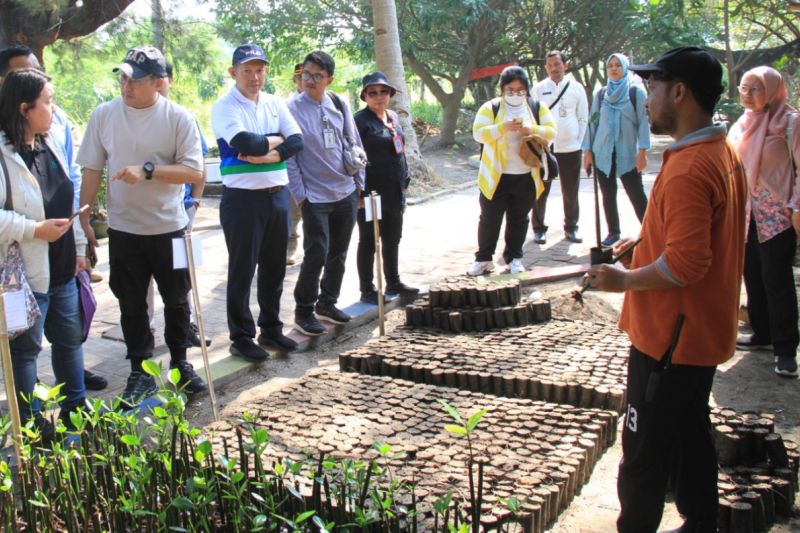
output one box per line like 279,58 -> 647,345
328,92 -> 368,176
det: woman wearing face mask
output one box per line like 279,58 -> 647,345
582,53 -> 650,247
468,66 -> 557,276
729,66 -> 800,378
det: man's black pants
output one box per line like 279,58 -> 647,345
597,157 -> 647,236
108,228 -> 191,361
356,205 -> 404,292
617,346 -> 718,533
531,150 -> 582,233
294,191 -> 358,316
220,186 -> 290,341
476,173 -> 535,264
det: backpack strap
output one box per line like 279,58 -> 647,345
595,86 -> 637,111
490,96 -> 541,122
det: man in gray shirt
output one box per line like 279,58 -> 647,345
287,51 -> 364,336
77,46 -> 205,406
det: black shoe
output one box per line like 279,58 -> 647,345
315,302 -> 351,325
385,281 -> 420,297
295,313 -> 327,336
257,330 -> 299,352
775,356 -> 799,378
736,334 -> 773,351
170,360 -> 207,395
601,233 -> 621,247
533,231 -> 547,244
230,338 -> 269,362
189,323 -> 212,347
121,371 -> 158,406
360,289 -> 386,305
564,229 -> 583,243
84,369 -> 108,391
29,415 -> 56,446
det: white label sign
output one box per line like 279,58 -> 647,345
3,290 -> 28,331
364,194 -> 382,222
172,236 -> 203,269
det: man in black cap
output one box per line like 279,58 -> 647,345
586,47 -> 746,532
78,46 -> 206,405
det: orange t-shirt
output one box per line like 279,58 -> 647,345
619,126 -> 747,366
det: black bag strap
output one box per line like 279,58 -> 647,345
491,96 -> 542,123
549,81 -> 571,110
595,85 -> 637,112
0,152 -> 12,211
327,92 -> 355,142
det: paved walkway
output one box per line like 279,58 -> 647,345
3,149 -> 658,405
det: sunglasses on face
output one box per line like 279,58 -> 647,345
301,71 -> 326,83
366,89 -> 391,97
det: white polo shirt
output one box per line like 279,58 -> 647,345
534,74 -> 589,153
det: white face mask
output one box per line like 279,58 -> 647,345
504,93 -> 526,107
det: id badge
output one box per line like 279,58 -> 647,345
392,134 -> 405,154
559,105 -> 567,118
323,128 -> 337,149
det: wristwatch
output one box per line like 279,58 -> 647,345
143,162 -> 155,180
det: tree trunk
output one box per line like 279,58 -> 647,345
152,0 -> 166,52
440,94 -> 463,146
723,0 -> 736,99
371,0 -> 434,183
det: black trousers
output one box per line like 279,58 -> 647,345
476,173 -> 535,263
617,346 -> 718,533
531,150 -> 582,232
294,191 -> 358,316
356,205 -> 403,292
597,157 -> 648,236
743,219 -> 799,358
108,227 -> 191,360
220,186 -> 289,341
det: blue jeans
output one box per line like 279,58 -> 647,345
9,280 -> 86,422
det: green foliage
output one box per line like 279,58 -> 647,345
412,101 -> 443,127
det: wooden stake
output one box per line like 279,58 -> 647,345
370,192 -> 385,336
0,290 -> 22,465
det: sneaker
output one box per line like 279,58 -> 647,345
121,371 -> 158,406
188,323 -> 212,348
286,257 -> 297,266
361,289 -> 385,306
170,361 -> 206,395
466,261 -> 494,277
257,330 -> 299,352
533,231 -> 547,244
736,334 -> 773,351
230,338 -> 269,362
507,258 -> 525,274
315,302 -> 351,325
90,271 -> 103,283
601,234 -> 621,247
564,229 -> 583,243
385,281 -> 420,297
295,314 -> 326,336
84,369 -> 108,391
775,356 -> 799,378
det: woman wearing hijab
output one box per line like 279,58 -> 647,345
582,53 -> 650,247
468,66 -> 556,276
730,66 -> 800,377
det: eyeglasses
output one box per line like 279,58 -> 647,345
738,84 -> 761,95
503,90 -> 527,97
366,89 -> 391,97
301,71 -> 326,83
118,74 -> 153,86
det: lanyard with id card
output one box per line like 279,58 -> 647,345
321,111 -> 338,150
386,116 -> 405,155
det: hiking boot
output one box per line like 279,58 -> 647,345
230,338 -> 269,362
466,261 -> 494,277
295,314 -> 326,336
315,302 -> 351,325
84,369 -> 108,391
775,356 -> 799,378
257,330 -> 299,352
188,322 -> 211,348
170,361 -> 206,395
120,371 -> 158,406
736,334 -> 773,351
385,281 -> 420,297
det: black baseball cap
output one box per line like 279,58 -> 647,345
232,44 -> 268,66
629,46 -> 724,101
360,71 -> 397,101
113,46 -> 168,79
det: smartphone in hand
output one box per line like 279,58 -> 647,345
67,204 -> 90,222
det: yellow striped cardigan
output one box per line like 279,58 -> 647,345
472,97 -> 557,200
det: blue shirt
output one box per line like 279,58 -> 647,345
49,106 -> 81,210
286,92 -> 365,204
183,125 -> 208,208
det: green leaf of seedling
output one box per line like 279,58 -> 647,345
33,382 -> 62,402
141,359 -> 161,377
312,515 -> 332,533
274,462 -> 284,476
253,514 -> 267,526
437,400 -> 463,424
443,424 -> 467,436
121,435 -> 140,446
466,409 -> 488,432
168,528 -> 189,532
152,406 -> 168,418
197,439 -> 212,455
251,428 -> 269,446
171,497 -> 195,511
373,442 -> 392,456
231,471 -> 245,483
168,367 -> 181,386
295,510 -> 315,523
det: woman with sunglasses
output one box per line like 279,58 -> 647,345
0,68 -> 88,442
354,71 -> 419,304
469,66 -> 556,276
729,66 -> 800,377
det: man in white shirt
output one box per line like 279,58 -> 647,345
532,50 -> 588,244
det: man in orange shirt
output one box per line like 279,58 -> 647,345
587,47 -> 746,533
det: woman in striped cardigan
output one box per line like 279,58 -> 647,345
468,66 -> 556,276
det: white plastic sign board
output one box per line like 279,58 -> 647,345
364,194 -> 382,222
3,290 -> 27,331
172,236 -> 203,269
